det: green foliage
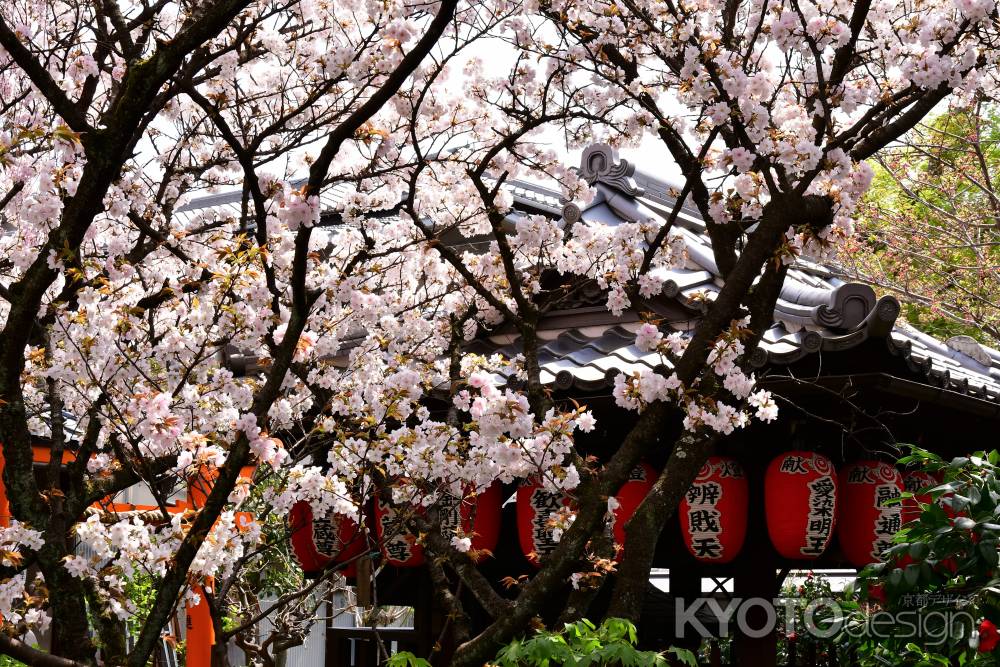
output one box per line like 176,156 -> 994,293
0,656 -> 27,667
843,447 -> 1000,665
239,473 -> 306,602
900,302 -> 984,347
850,104 -> 1000,344
492,618 -> 694,667
386,652 -> 433,667
124,572 -> 161,639
777,571 -> 846,665
220,470 -> 310,637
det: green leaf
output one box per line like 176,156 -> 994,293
385,652 -> 432,667
665,647 -> 697,667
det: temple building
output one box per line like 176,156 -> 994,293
6,144 -> 1000,666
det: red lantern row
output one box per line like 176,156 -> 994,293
375,483 -> 503,567
290,484 -> 504,575
291,455 -> 936,575
693,453 -> 924,568
767,455 -> 910,568
768,454 -> 937,568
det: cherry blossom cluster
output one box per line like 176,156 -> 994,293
268,350 -> 591,530
65,508 -> 260,616
0,572 -> 50,642
534,0 -> 998,269
0,523 -> 48,640
617,319 -> 778,433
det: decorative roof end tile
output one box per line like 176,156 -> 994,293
579,143 -> 645,197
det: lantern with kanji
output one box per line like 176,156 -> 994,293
517,479 -> 573,567
901,470 -> 938,525
838,461 -> 903,568
375,483 -> 503,567
765,451 -> 838,560
374,496 -> 426,567
612,463 -> 657,558
289,502 -> 367,578
461,482 -> 503,561
679,457 -> 748,563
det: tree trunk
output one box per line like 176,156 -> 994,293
607,432 -> 716,620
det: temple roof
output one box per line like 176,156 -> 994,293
477,144 -> 1000,408
178,146 -> 1000,409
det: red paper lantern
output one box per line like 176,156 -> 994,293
679,457 -> 748,563
374,497 -> 425,567
517,479 -> 573,567
765,451 -> 838,560
838,461 -> 903,568
463,482 -> 503,561
901,471 -> 938,525
375,483 -> 504,567
612,463 -> 657,559
289,501 -> 367,577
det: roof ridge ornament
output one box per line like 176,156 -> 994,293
579,143 -> 645,197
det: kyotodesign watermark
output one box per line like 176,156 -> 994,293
675,596 -> 974,644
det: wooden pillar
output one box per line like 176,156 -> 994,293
186,588 -> 214,667
732,456 -> 778,667
186,467 -> 219,667
0,448 -> 9,527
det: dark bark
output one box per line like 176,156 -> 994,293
448,399 -> 673,667
0,636 -> 79,667
848,84 -> 953,161
448,196 -> 812,663
427,558 -> 472,645
557,529 -> 615,625
84,580 -> 128,667
421,527 -> 513,620
209,590 -> 231,667
0,3 -> 257,663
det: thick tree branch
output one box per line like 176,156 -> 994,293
0,635 -> 81,667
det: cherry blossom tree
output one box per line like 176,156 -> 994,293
0,0 -> 999,666
511,0 -> 1000,647
0,1 -> 629,664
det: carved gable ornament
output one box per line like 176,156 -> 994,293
579,143 -> 645,197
